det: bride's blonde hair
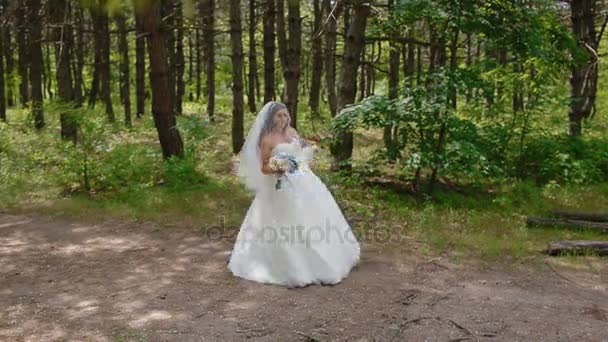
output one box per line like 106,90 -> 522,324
258,101 -> 288,145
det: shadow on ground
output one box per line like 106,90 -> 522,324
0,213 -> 606,341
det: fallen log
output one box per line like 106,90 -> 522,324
526,217 -> 608,233
547,241 -> 608,256
551,210 -> 608,223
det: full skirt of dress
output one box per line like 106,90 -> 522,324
227,167 -> 360,287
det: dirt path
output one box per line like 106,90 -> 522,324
1,213 -> 607,341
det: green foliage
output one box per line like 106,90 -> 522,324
57,113 -> 211,194
331,70 -> 492,183
80,0 -> 196,18
329,0 -> 597,189
161,151 -> 209,191
177,114 -> 210,142
0,103 -> 211,203
59,141 -> 162,194
519,135 -> 608,184
50,108 -> 156,193
331,63 -> 608,186
0,108 -> 62,206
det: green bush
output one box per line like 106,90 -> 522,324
161,149 -> 208,191
518,135 -> 608,184
330,89 -> 608,187
58,118 -> 210,194
58,141 -> 162,194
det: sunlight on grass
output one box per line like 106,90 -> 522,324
1,91 -> 607,266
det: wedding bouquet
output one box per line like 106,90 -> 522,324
269,152 -> 299,190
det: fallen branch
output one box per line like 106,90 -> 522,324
448,319 -> 479,342
295,331 -> 320,342
395,289 -> 419,305
403,316 -> 439,326
547,241 -> 608,256
125,247 -> 149,252
551,210 -> 608,223
526,217 -> 608,233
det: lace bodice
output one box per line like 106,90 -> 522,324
271,138 -> 314,166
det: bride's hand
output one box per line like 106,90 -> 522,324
300,137 -> 311,147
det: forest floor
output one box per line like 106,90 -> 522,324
1,212 -> 607,342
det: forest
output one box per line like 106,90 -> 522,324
1,1 -> 608,340
0,0 -> 607,255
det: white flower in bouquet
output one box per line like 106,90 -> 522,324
269,152 -> 299,189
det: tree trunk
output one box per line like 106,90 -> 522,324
465,33 -> 473,103
163,0 -> 176,116
343,3 -> 350,37
188,27 -> 193,101
262,0 -> 276,103
513,60 -> 524,113
276,0 -> 287,99
384,0 -> 399,161
547,241 -> 608,256
247,0 -> 258,113
44,31 -> 53,100
230,0 -> 245,153
255,57 -> 261,100
117,14 -> 132,127
2,0 -> 13,107
16,2 -> 29,107
416,44 -> 422,85
358,47 -> 365,101
93,8 -> 114,121
139,0 -> 184,159
427,26 -> 447,194
73,5 -> 85,106
100,10 -> 113,121
526,216 -> 608,233
331,0 -> 370,171
0,20 -> 5,121
281,0 -> 301,128
366,43 -> 375,96
200,0 -> 215,121
449,27 -> 458,109
195,26 -> 201,101
88,8 -> 101,107
50,0 -> 77,143
28,0 -> 44,129
551,210 -> 608,223
569,0 -> 598,137
175,1 -> 185,115
323,0 -> 340,117
404,29 -> 415,86
135,14 -> 146,118
309,0 -> 323,117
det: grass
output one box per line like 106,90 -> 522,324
0,101 -> 253,232
330,174 -> 608,263
1,81 -> 607,266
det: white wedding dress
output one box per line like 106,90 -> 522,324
228,138 -> 360,287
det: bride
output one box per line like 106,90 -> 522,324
228,101 -> 360,288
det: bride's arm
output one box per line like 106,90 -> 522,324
259,138 -> 283,175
